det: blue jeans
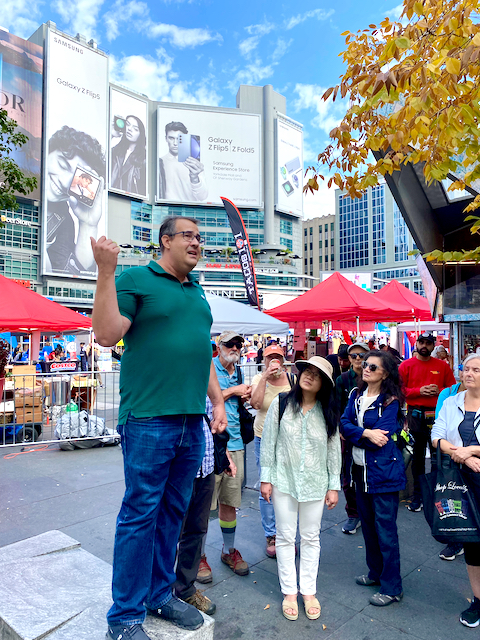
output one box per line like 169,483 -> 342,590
355,485 -> 402,597
254,435 -> 276,537
107,414 -> 205,626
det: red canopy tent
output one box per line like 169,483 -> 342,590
0,275 -> 92,332
372,279 -> 432,321
265,272 -> 408,324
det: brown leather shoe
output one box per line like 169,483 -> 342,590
184,589 -> 216,615
221,548 -> 249,576
196,555 -> 212,584
266,535 -> 276,558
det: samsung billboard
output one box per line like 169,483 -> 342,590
109,87 -> 148,200
156,105 -> 261,207
42,29 -> 109,280
0,31 -> 43,201
275,113 -> 303,217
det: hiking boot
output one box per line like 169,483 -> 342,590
106,624 -> 152,639
184,589 -> 216,615
266,535 -> 276,558
196,554 -> 212,583
221,548 -> 249,575
460,598 -> 480,627
406,500 -> 423,512
342,517 -> 361,534
146,594 -> 203,630
369,592 -> 403,606
439,543 -> 464,561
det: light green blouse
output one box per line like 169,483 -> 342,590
260,396 -> 341,502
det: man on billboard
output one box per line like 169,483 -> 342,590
45,126 -> 106,277
158,121 -> 208,202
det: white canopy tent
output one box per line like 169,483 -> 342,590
206,294 -> 290,335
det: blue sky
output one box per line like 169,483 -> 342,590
2,0 -> 403,218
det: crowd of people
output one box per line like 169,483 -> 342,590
90,215 -> 479,640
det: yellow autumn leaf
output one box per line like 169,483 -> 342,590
471,33 -> 480,47
445,57 -> 461,75
264,604 -> 270,610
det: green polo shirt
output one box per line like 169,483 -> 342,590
115,260 -> 213,424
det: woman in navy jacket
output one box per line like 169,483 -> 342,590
341,350 -> 406,606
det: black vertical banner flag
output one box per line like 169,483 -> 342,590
221,197 -> 261,309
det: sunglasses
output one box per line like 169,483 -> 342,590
349,353 -> 365,360
362,361 -> 381,372
222,340 -> 243,349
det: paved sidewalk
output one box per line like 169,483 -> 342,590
0,441 -> 475,640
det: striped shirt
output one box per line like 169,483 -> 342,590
197,397 -> 214,478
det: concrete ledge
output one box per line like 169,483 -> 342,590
0,531 -> 214,640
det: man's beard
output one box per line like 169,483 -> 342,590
219,345 -> 241,364
418,347 -> 431,357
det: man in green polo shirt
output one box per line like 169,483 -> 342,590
91,216 -> 227,640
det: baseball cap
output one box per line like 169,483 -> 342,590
295,356 -> 334,385
217,331 -> 244,344
417,332 -> 435,344
263,344 -> 285,359
348,342 -> 370,354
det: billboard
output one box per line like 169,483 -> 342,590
42,29 -> 108,280
109,87 -> 148,199
276,114 -> 303,216
157,106 -> 261,207
0,31 -> 43,201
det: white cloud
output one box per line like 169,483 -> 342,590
110,49 -> 221,105
303,184 -> 336,219
104,0 -> 147,41
148,22 -> 221,48
386,4 -> 404,20
52,0 -> 106,41
227,60 -> 275,92
104,0 -> 222,48
293,83 -> 347,136
285,8 -> 334,30
245,21 -> 275,37
0,0 -> 43,39
271,38 -> 293,60
239,36 -> 260,57
239,21 -> 275,58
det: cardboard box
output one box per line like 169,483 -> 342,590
14,395 -> 42,407
15,407 -> 43,424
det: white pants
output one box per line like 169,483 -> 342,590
272,486 -> 325,596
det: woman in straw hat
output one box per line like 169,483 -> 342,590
260,356 -> 341,622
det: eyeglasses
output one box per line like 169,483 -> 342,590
362,362 -> 381,372
168,231 -> 205,245
222,340 -> 243,349
302,367 -> 322,380
349,353 -> 365,360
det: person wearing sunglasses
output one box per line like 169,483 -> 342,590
335,342 -> 370,535
260,356 -> 341,622
211,331 -> 252,578
340,350 -> 406,607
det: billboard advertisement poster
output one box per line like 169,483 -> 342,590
0,31 -> 43,201
157,106 -> 261,207
42,30 -> 108,280
109,87 -> 148,199
276,114 -> 303,216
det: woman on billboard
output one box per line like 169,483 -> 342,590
110,115 -> 146,196
45,126 -> 106,277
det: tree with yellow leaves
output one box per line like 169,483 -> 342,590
308,0 -> 480,262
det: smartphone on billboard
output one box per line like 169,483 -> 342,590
68,166 -> 101,207
285,156 -> 301,174
282,181 -> 294,196
178,134 -> 201,162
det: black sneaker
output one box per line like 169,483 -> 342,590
439,543 -> 464,561
369,592 -> 403,606
460,598 -> 480,627
146,594 -> 203,630
406,500 -> 423,512
106,624 -> 152,639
